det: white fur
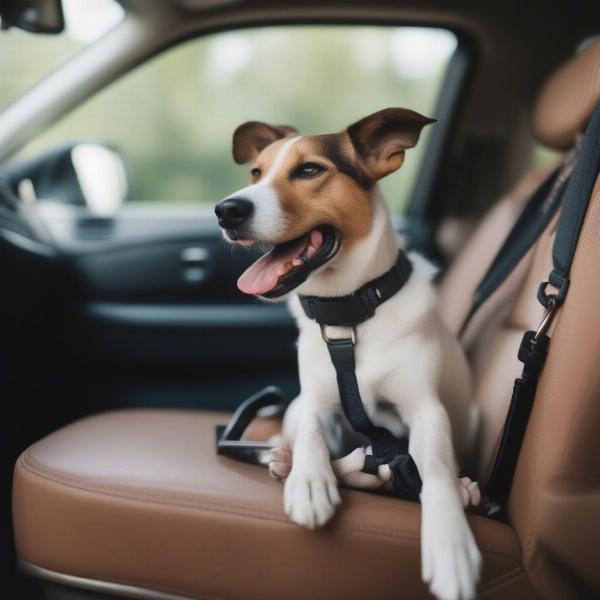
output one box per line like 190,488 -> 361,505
280,190 -> 482,600
222,137 -> 300,243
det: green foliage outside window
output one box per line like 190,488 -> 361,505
6,26 -> 457,212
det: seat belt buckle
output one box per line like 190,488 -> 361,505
215,386 -> 287,462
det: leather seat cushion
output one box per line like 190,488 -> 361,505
12,409 -> 535,600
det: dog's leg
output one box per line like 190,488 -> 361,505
458,477 -> 481,508
408,400 -> 482,600
283,404 -> 341,528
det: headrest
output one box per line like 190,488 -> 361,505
534,37 -> 600,150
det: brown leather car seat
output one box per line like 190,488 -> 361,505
12,39 -> 600,600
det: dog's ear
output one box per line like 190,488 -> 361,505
232,122 -> 298,164
346,108 -> 435,180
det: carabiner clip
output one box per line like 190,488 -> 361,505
534,297 -> 557,341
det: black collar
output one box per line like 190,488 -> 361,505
298,251 -> 413,327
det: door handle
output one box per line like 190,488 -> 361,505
181,246 -> 210,263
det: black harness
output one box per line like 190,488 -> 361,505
216,251 -> 423,501
298,251 -> 422,500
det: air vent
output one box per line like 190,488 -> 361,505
0,205 -> 33,239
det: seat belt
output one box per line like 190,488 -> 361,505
459,141 -> 581,338
483,101 -> 600,517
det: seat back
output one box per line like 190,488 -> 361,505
439,38 -> 600,598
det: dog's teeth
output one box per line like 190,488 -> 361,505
292,258 -> 303,267
306,245 -> 317,258
277,261 -> 296,277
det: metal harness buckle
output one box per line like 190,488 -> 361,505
320,324 -> 356,345
534,297 -> 557,341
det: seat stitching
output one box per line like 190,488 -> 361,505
478,566 -> 531,596
27,557 -> 526,600
23,450 -> 270,500
22,452 -> 425,544
19,452 -> 521,563
25,560 -> 238,600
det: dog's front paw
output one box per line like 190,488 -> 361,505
458,477 -> 481,508
421,487 -> 482,600
283,466 -> 341,529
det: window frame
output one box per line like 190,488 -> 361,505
145,20 -> 475,228
155,20 -> 475,238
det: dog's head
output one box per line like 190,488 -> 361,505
215,108 -> 434,299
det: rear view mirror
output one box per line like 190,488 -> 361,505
0,0 -> 64,34
71,144 -> 129,216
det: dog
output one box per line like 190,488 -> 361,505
215,108 -> 482,600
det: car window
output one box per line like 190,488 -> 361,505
533,144 -> 562,167
18,25 -> 457,213
0,0 -> 123,111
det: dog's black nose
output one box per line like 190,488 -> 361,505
215,198 -> 254,229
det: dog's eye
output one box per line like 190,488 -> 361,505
293,162 -> 326,179
250,168 -> 261,179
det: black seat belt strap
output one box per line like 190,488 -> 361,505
538,118 -> 600,307
484,102 -> 600,517
460,142 -> 581,337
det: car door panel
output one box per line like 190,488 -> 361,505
1,194 -> 299,413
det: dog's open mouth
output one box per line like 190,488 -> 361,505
237,225 -> 340,298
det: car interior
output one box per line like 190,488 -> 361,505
3,0 -> 600,598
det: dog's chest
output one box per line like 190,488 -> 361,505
300,317 -> 412,402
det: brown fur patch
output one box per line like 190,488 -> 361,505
346,108 -> 434,180
233,121 -> 298,164
251,138 -> 291,180
317,134 -> 372,190
260,135 -> 375,248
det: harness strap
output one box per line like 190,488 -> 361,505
325,334 -> 422,501
299,251 -> 413,327
484,101 -> 600,517
300,250 -> 422,501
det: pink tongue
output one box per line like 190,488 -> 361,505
237,230 -> 322,296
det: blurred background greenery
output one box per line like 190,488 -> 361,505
0,1 -> 458,212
